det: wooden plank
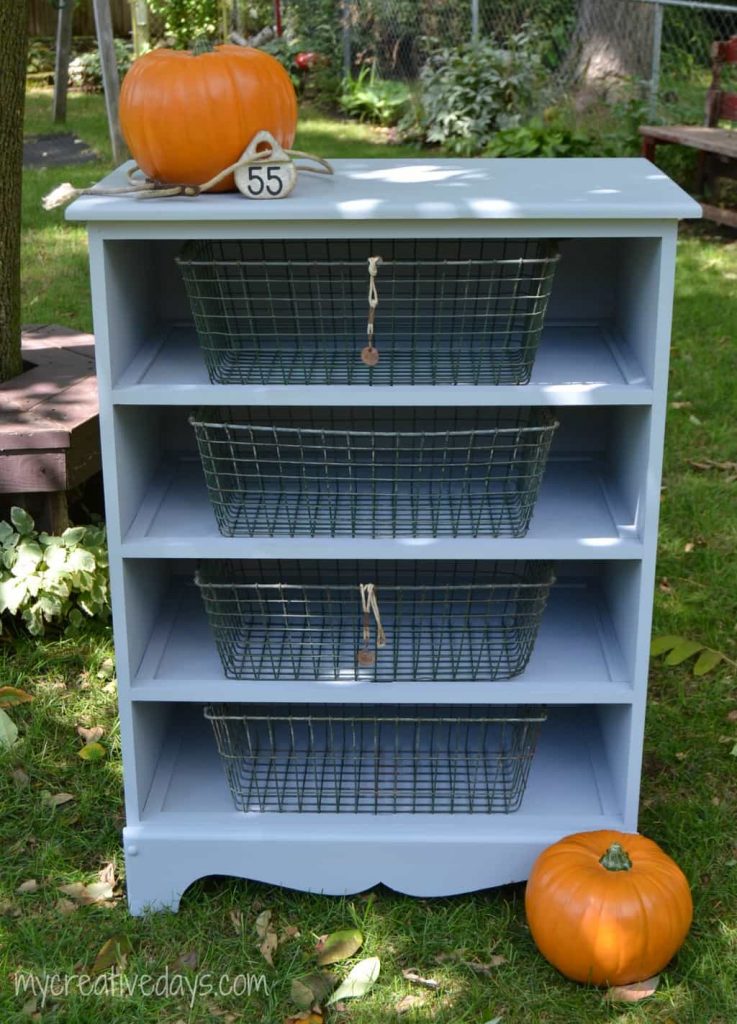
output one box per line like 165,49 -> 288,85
0,368 -> 95,419
639,125 -> 737,160
0,427 -> 70,451
0,451 -> 68,493
67,415 -> 102,488
701,202 -> 737,229
21,325 -> 96,362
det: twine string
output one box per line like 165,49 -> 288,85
42,143 -> 333,209
359,582 -> 387,651
366,255 -> 382,350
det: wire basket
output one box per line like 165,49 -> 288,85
190,407 -> 558,539
195,560 -> 555,682
204,703 -> 547,813
176,238 -> 560,386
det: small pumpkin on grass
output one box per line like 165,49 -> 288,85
525,829 -> 692,986
119,40 -> 298,191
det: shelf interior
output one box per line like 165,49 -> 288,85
139,702 -> 625,831
105,236 -> 659,398
130,570 -> 631,701
123,453 -> 639,554
115,403 -> 648,558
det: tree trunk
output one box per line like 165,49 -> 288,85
574,0 -> 656,89
0,0 -> 28,383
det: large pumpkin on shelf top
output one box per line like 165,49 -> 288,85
525,830 -> 692,987
119,42 -> 298,192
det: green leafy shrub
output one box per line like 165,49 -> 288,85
68,40 -> 133,91
147,0 -> 219,48
412,32 -> 544,155
485,113 -> 594,158
280,0 -> 342,106
27,37 -> 56,77
0,508 -> 110,636
340,65 -> 412,126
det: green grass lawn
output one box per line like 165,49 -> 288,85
4,89 -> 737,1024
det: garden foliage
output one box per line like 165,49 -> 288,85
0,508 -> 110,636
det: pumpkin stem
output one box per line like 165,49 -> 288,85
191,36 -> 215,55
599,842 -> 633,871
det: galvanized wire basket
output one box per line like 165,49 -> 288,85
176,238 -> 560,385
195,560 -> 555,682
190,407 -> 558,539
204,703 -> 547,813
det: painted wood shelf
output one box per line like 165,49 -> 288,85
122,706 -> 624,912
68,157 -> 698,914
114,322 -> 651,407
123,456 -> 641,559
130,581 -> 631,703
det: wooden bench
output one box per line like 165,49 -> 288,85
640,36 -> 737,229
0,326 -> 100,532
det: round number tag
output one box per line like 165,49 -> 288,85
235,160 -> 297,200
234,130 -> 298,200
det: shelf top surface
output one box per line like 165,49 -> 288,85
66,158 -> 701,224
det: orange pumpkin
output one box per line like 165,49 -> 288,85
119,42 -> 298,192
525,830 -> 692,986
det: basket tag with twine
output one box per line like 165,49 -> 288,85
357,582 -> 387,668
42,129 -> 333,210
361,255 -> 383,367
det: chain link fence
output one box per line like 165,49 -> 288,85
336,0 -> 737,116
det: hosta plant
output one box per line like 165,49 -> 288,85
0,507 -> 110,636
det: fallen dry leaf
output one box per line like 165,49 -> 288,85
99,862 -> 116,888
726,710 -> 737,723
255,909 -> 273,938
402,968 -> 440,989
0,686 -> 34,707
77,725 -> 104,744
260,931 -> 278,967
230,908 -> 243,933
284,1014 -> 323,1024
434,952 -> 507,974
291,972 -> 337,1010
0,901 -> 21,918
91,934 -> 133,975
17,879 -> 39,894
255,909 -> 278,967
396,994 -> 425,1014
170,950 -> 199,972
280,924 -> 301,942
466,955 -> 508,974
78,741 -> 106,762
42,792 -> 75,808
11,768 -> 30,788
606,975 -> 660,1002
316,928 -> 363,966
59,880 -> 114,905
658,578 -> 673,594
669,400 -> 692,409
55,898 -> 78,915
684,542 -> 694,553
